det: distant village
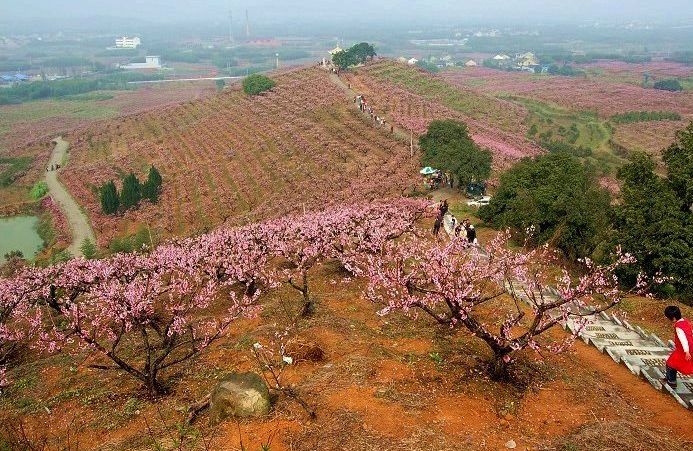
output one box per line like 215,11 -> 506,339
396,51 -> 546,73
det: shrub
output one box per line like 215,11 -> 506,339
99,180 -> 119,215
242,74 -> 276,96
610,111 -> 682,124
29,181 -> 48,200
653,79 -> 683,92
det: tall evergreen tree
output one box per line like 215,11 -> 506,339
100,180 -> 119,215
142,165 -> 163,203
120,172 -> 141,210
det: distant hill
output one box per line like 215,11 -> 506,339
59,66 -> 419,245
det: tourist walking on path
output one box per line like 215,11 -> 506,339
662,305 -> 693,388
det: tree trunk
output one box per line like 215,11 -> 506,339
300,271 -> 314,317
488,349 -> 512,381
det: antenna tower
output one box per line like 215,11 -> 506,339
245,9 -> 250,38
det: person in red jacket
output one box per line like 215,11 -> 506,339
662,305 -> 693,388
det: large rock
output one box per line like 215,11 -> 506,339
209,372 -> 272,422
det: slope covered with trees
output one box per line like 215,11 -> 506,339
59,67 -> 420,245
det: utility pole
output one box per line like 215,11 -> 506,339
228,7 -> 234,45
410,129 -> 414,158
276,53 -> 280,69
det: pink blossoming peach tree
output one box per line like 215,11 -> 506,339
359,230 -> 647,378
0,199 -> 427,395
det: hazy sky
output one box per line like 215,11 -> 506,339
3,0 -> 693,27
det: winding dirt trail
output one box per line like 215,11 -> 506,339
46,137 -> 96,257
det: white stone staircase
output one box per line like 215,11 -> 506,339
442,214 -> 693,409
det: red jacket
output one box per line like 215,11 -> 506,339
667,318 -> 693,375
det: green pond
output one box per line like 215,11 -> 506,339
0,216 -> 44,262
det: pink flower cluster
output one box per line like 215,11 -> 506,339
0,198 -> 427,393
360,230 -> 639,364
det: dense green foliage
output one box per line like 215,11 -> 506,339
100,167 -> 162,214
547,64 -> 584,77
612,151 -> 693,300
141,166 -> 163,203
29,181 -> 49,200
120,172 -> 142,210
610,111 -> 682,124
80,239 -> 98,259
0,72 -> 164,105
419,120 -> 492,190
0,157 -> 32,187
99,180 -> 120,215
540,140 -> 593,157
416,60 -> 440,73
242,74 -> 276,96
331,42 -> 376,70
653,79 -> 684,92
479,152 -> 611,259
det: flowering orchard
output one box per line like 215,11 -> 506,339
440,68 -> 693,118
344,61 -> 542,167
358,231 -> 646,378
0,199 -> 427,395
59,68 -> 420,245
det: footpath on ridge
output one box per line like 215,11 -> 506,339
46,137 -> 96,257
441,213 -> 693,410
327,71 -> 412,143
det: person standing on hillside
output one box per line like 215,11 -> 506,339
439,200 -> 449,217
662,305 -> 693,388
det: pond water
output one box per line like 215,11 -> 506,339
0,216 -> 44,262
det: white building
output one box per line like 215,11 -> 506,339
493,54 -> 510,60
120,55 -> 161,70
115,36 -> 141,49
407,58 -> 419,66
465,60 -> 478,67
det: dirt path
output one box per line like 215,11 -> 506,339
327,71 -> 415,146
46,137 -> 96,257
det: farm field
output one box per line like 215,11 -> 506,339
437,64 -> 693,170
51,67 -> 420,245
0,83 -> 217,217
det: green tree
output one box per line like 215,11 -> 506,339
29,181 -> 49,200
663,122 -> 693,211
80,239 -> 97,259
419,120 -> 492,190
242,74 -> 276,96
100,180 -> 120,215
120,172 -> 142,210
350,42 -> 376,63
612,152 -> 692,298
653,79 -> 683,92
479,151 -> 611,259
142,165 -> 163,203
215,78 -> 226,92
332,50 -> 358,70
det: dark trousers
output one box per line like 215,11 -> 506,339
666,365 -> 678,384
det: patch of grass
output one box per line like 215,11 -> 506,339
500,95 -> 626,174
0,157 -> 32,187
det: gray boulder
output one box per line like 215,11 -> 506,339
209,372 -> 272,422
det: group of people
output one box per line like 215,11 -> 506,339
431,200 -> 477,244
354,95 -> 395,133
46,164 -> 60,172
